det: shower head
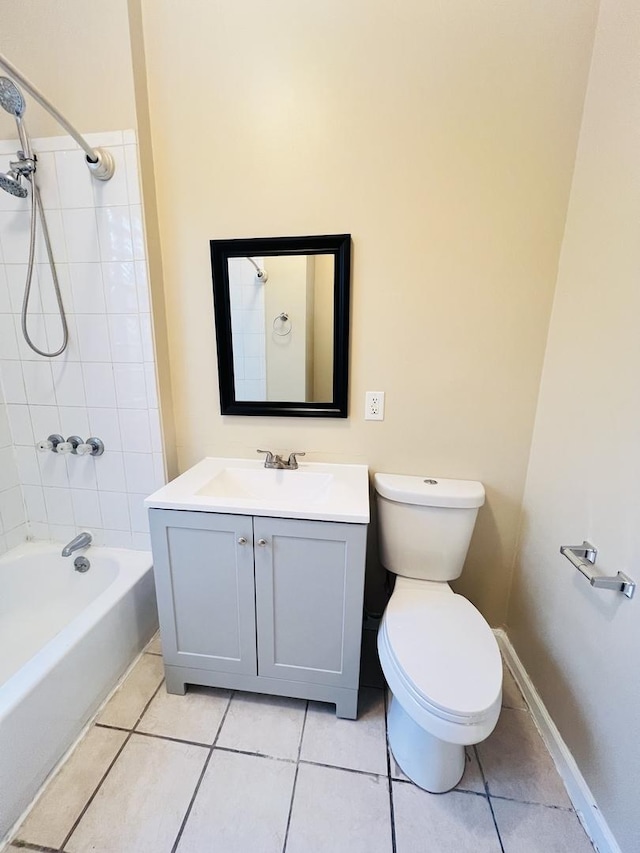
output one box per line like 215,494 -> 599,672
0,76 -> 26,117
0,76 -> 32,158
0,170 -> 28,197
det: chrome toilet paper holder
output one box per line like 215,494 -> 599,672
560,541 -> 636,599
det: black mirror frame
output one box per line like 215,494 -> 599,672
210,234 -> 351,418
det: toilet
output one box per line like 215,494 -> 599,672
375,473 -> 502,793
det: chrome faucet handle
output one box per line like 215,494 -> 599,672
286,452 -> 305,469
257,449 -> 275,466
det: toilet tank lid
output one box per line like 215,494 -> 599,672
374,473 -> 485,509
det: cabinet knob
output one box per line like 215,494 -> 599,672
237,537 -> 247,545
257,538 -> 267,547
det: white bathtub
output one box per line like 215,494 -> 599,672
0,541 -> 158,842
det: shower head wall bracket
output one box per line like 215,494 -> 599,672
86,148 -> 115,181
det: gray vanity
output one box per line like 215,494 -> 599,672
146,457 -> 369,718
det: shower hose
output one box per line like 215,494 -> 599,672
21,172 -> 68,357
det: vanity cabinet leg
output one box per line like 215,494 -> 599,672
165,667 -> 187,695
335,690 -> 359,720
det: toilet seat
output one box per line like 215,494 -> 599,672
378,582 -> 502,740
383,583 -> 502,720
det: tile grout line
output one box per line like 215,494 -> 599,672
488,793 -> 576,812
126,728 -> 213,750
8,842 -> 60,853
169,690 -> 235,853
54,678 -> 166,852
94,722 -> 130,733
22,731 -> 132,853
474,744 -> 506,853
281,700 -> 309,853
391,776 -> 488,798
215,744 -> 297,765
384,691 -> 398,853
298,757 -> 386,781
99,720 -> 398,779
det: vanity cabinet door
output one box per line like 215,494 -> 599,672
253,517 -> 366,687
149,509 -> 257,675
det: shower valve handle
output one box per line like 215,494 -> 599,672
37,434 -> 64,452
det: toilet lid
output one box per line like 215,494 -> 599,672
383,587 -> 502,720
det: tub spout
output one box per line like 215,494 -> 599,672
61,531 -> 92,557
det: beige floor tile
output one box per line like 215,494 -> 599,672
16,726 -> 127,849
393,782 -> 502,852
492,798 -> 595,852
147,632 -> 162,655
286,763 -> 392,853
176,749 -> 296,853
301,687 -> 388,775
476,708 -> 571,807
390,746 -> 485,794
96,653 -> 164,729
502,662 -> 527,710
216,691 -> 306,760
65,733 -> 207,853
137,684 -> 231,744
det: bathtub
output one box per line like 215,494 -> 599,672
0,541 -> 158,842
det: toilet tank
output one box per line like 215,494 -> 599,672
374,474 -> 485,582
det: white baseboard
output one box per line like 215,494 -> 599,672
494,629 -> 621,853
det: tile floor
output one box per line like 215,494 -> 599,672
6,631 -> 596,853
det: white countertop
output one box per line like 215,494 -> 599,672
145,457 -> 370,524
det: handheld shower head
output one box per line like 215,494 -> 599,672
0,170 -> 27,198
0,76 -> 26,117
0,76 -> 32,158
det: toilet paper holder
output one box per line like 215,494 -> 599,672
560,541 -> 636,599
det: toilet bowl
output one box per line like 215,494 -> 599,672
374,473 -> 502,793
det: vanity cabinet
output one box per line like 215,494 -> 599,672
149,508 -> 367,718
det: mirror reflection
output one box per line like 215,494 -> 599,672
210,234 -> 350,418
229,253 -> 334,403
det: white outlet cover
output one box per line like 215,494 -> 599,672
365,391 -> 385,420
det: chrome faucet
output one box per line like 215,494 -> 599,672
61,531 -> 92,557
257,449 -> 306,470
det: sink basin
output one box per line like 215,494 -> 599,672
145,457 -> 369,524
197,467 -> 333,503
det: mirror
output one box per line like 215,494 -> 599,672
210,234 -> 351,417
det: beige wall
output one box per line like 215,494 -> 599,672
264,255 -> 309,401
0,0 -> 136,140
139,0 -> 598,623
313,254 -> 335,402
507,1 -> 640,849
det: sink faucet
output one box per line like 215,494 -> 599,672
61,531 -> 92,557
257,450 -> 306,470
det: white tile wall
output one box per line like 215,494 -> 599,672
0,131 -> 165,552
228,256 -> 267,401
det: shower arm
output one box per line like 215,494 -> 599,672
0,51 -> 114,181
247,257 -> 268,282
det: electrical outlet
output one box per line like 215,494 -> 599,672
365,391 -> 385,421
